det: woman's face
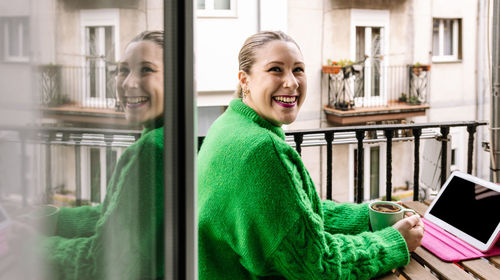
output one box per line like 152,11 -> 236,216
239,40 -> 307,126
116,40 -> 164,125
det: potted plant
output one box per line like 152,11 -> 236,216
322,59 -> 353,74
411,62 -> 431,76
408,95 -> 421,105
398,93 -> 407,103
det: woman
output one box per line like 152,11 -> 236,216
198,31 -> 424,279
42,31 -> 165,279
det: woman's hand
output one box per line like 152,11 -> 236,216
392,215 -> 424,252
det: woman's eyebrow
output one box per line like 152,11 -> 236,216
141,61 -> 159,67
265,60 -> 305,66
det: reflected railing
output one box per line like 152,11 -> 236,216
37,64 -> 119,110
0,126 -> 141,207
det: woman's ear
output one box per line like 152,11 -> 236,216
238,70 -> 248,88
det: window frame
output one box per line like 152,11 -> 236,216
3,17 -> 30,63
432,18 -> 462,62
196,0 -> 237,18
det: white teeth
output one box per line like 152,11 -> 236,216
125,96 -> 149,104
273,96 -> 297,104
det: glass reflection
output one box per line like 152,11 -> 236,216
0,1 -> 165,279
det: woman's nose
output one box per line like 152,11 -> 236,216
283,71 -> 299,90
122,73 -> 139,89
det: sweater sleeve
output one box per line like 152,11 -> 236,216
55,205 -> 102,238
321,200 -> 371,235
42,128 -> 164,279
268,214 -> 409,279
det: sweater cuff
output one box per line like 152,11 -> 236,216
374,227 -> 410,271
56,206 -> 100,237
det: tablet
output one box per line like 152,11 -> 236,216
424,171 -> 500,252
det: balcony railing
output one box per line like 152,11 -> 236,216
0,120 -> 487,207
38,64 -> 120,110
199,120 -> 487,203
324,64 -> 430,110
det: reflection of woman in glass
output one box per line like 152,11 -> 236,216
43,31 -> 165,279
198,31 -> 424,279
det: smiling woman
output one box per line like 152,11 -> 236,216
198,31 -> 424,279
117,32 -> 164,125
37,31 -> 166,280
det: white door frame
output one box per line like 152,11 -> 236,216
80,9 -> 120,108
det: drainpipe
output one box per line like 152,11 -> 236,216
257,0 -> 261,32
476,0 -> 486,177
490,0 -> 500,182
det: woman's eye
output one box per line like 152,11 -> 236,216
293,67 -> 305,73
141,66 -> 155,73
118,67 -> 129,75
268,66 -> 282,72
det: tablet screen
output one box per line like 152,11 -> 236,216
428,175 -> 500,243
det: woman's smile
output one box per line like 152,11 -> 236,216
124,96 -> 150,108
272,95 -> 298,107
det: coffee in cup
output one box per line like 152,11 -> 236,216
369,201 -> 417,231
371,203 -> 400,213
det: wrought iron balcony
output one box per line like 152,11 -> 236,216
323,64 -> 431,125
0,120 -> 487,207
38,64 -> 119,110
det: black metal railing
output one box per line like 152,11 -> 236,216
198,121 -> 487,203
285,121 -> 486,203
1,121 -> 488,207
325,64 -> 430,110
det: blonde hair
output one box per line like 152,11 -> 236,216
235,31 -> 300,98
129,30 -> 164,49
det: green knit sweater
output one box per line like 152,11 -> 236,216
42,123 -> 164,280
198,99 -> 409,279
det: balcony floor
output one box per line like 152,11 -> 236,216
40,105 -> 136,128
323,103 -> 429,125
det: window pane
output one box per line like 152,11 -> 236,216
370,147 -> 380,199
443,19 -> 453,55
0,2 -> 167,279
90,148 -> 101,203
432,19 -> 440,56
355,27 -> 365,98
22,19 -> 29,57
8,19 -> 20,56
214,0 -> 231,10
371,28 -> 381,97
197,0 -> 206,9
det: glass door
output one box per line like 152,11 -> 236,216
84,26 -> 116,108
354,26 -> 385,107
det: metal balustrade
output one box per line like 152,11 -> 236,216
0,121 -> 488,206
199,121 -> 488,203
325,65 -> 430,110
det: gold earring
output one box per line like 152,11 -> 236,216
242,88 -> 249,98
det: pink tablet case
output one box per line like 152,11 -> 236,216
421,217 -> 500,262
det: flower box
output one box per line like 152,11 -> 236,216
322,65 -> 342,74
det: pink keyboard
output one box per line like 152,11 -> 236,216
421,218 -> 500,262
